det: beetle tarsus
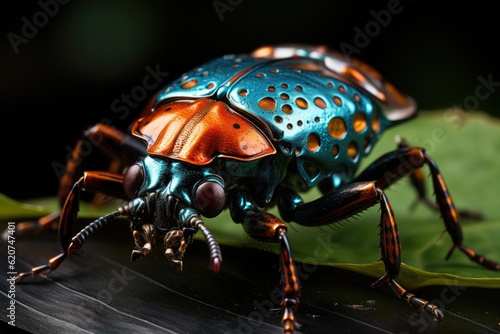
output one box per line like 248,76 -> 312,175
457,244 -> 500,270
15,253 -> 67,283
281,297 -> 300,333
389,279 -> 444,320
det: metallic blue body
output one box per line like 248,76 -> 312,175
149,49 -> 410,187
141,45 -> 416,210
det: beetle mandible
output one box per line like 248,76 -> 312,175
15,44 -> 500,333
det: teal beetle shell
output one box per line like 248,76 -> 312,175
151,45 -> 416,187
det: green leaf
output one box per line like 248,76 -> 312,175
2,110 -> 500,291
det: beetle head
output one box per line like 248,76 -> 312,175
123,155 -> 226,221
121,155 -> 225,272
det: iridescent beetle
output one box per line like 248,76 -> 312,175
16,45 -> 499,333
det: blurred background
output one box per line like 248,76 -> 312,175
1,0 -> 499,200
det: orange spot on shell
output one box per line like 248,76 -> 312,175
347,141 -> 358,159
333,96 -> 342,106
258,97 -> 276,110
314,97 -> 326,109
328,117 -> 346,139
181,79 -> 198,89
307,133 -> 320,152
282,104 -> 293,114
296,97 -> 308,109
332,144 -> 339,157
353,112 -> 367,133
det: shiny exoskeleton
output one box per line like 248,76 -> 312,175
15,45 -> 500,333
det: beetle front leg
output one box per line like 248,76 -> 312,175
15,171 -> 127,282
230,191 -> 301,333
279,181 -> 444,320
352,146 -> 499,270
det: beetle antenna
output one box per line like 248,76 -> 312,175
68,210 -> 124,253
192,217 -> 223,273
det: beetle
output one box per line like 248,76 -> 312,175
15,44 -> 499,333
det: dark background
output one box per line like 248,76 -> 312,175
1,0 -> 499,201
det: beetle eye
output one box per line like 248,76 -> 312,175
194,181 -> 226,218
123,164 -> 144,199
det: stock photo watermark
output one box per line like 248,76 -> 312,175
110,64 -> 170,121
401,72 -> 500,160
444,73 -> 500,130
5,222 -> 17,326
338,0 -> 411,57
213,0 -> 243,21
7,0 -> 71,54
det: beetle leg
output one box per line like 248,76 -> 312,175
247,216 -> 300,333
353,147 -> 499,270
58,123 -> 146,206
60,171 -> 128,251
395,136 -> 483,220
15,171 -> 129,282
394,136 -> 435,211
229,191 -> 301,333
280,181 -> 446,319
278,228 -> 301,333
15,210 -> 124,283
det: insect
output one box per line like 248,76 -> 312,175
15,44 -> 499,333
